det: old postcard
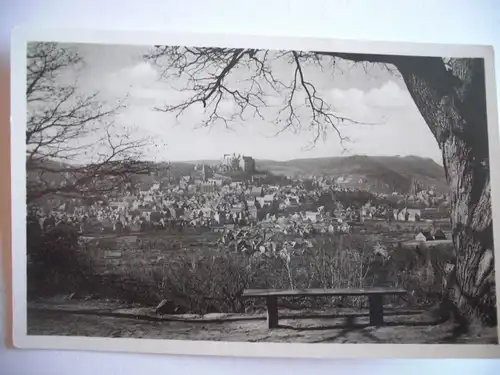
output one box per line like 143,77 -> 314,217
9,28 -> 500,358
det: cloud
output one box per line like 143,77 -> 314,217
330,88 -> 365,104
328,88 -> 373,122
105,62 -> 161,97
80,52 -> 440,164
319,80 -> 441,163
103,62 -> 184,109
128,62 -> 158,79
329,81 -> 411,111
325,80 -> 414,127
364,80 -> 412,109
108,61 -> 159,86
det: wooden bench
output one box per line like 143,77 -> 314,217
242,287 -> 407,329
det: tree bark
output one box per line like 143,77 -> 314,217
395,57 -> 496,326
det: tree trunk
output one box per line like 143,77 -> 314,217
396,57 -> 496,326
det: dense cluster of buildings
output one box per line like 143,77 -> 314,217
30,154 -> 450,243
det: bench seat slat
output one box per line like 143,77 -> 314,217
243,287 -> 407,297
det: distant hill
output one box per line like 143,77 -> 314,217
255,155 -> 447,194
168,155 -> 447,194
27,155 -> 448,196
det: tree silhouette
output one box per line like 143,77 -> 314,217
27,42 -> 153,203
145,46 -> 495,327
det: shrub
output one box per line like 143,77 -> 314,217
27,217 -> 98,298
28,216 -> 455,315
113,252 -> 261,313
387,243 -> 455,305
107,235 -> 384,313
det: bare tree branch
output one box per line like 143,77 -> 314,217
27,42 -> 154,203
144,47 -> 381,149
144,47 -> 468,150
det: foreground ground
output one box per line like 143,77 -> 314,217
27,299 -> 498,344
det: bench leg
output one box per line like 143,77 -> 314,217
266,296 -> 279,329
368,295 -> 384,326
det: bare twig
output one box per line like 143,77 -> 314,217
27,42 -> 153,203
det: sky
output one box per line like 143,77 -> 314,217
52,43 -> 443,165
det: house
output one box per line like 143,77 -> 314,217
248,206 -> 258,219
200,207 -> 212,217
283,205 -> 300,215
277,217 -> 289,226
394,208 -> 405,221
207,178 -> 223,186
407,208 -> 422,222
199,182 -> 215,193
251,186 -> 263,197
339,222 -> 350,233
285,197 -> 298,206
256,197 -> 265,207
230,207 -> 243,214
433,229 -> 447,240
313,223 -> 327,232
246,199 -> 256,207
263,194 -> 275,204
305,211 -> 321,222
168,207 -> 177,219
394,208 -> 422,222
415,232 -> 427,242
109,201 -> 128,210
415,231 -> 434,241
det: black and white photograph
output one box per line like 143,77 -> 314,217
11,30 -> 500,357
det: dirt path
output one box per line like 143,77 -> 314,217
26,300 -> 498,344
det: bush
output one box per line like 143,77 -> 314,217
112,252 -> 260,313
387,243 -> 455,305
106,235 -> 400,313
28,214 -> 454,315
27,216 -> 98,298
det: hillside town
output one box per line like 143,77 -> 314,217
29,153 -> 452,256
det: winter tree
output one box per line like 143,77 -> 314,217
26,42 -> 153,203
144,46 -> 495,327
